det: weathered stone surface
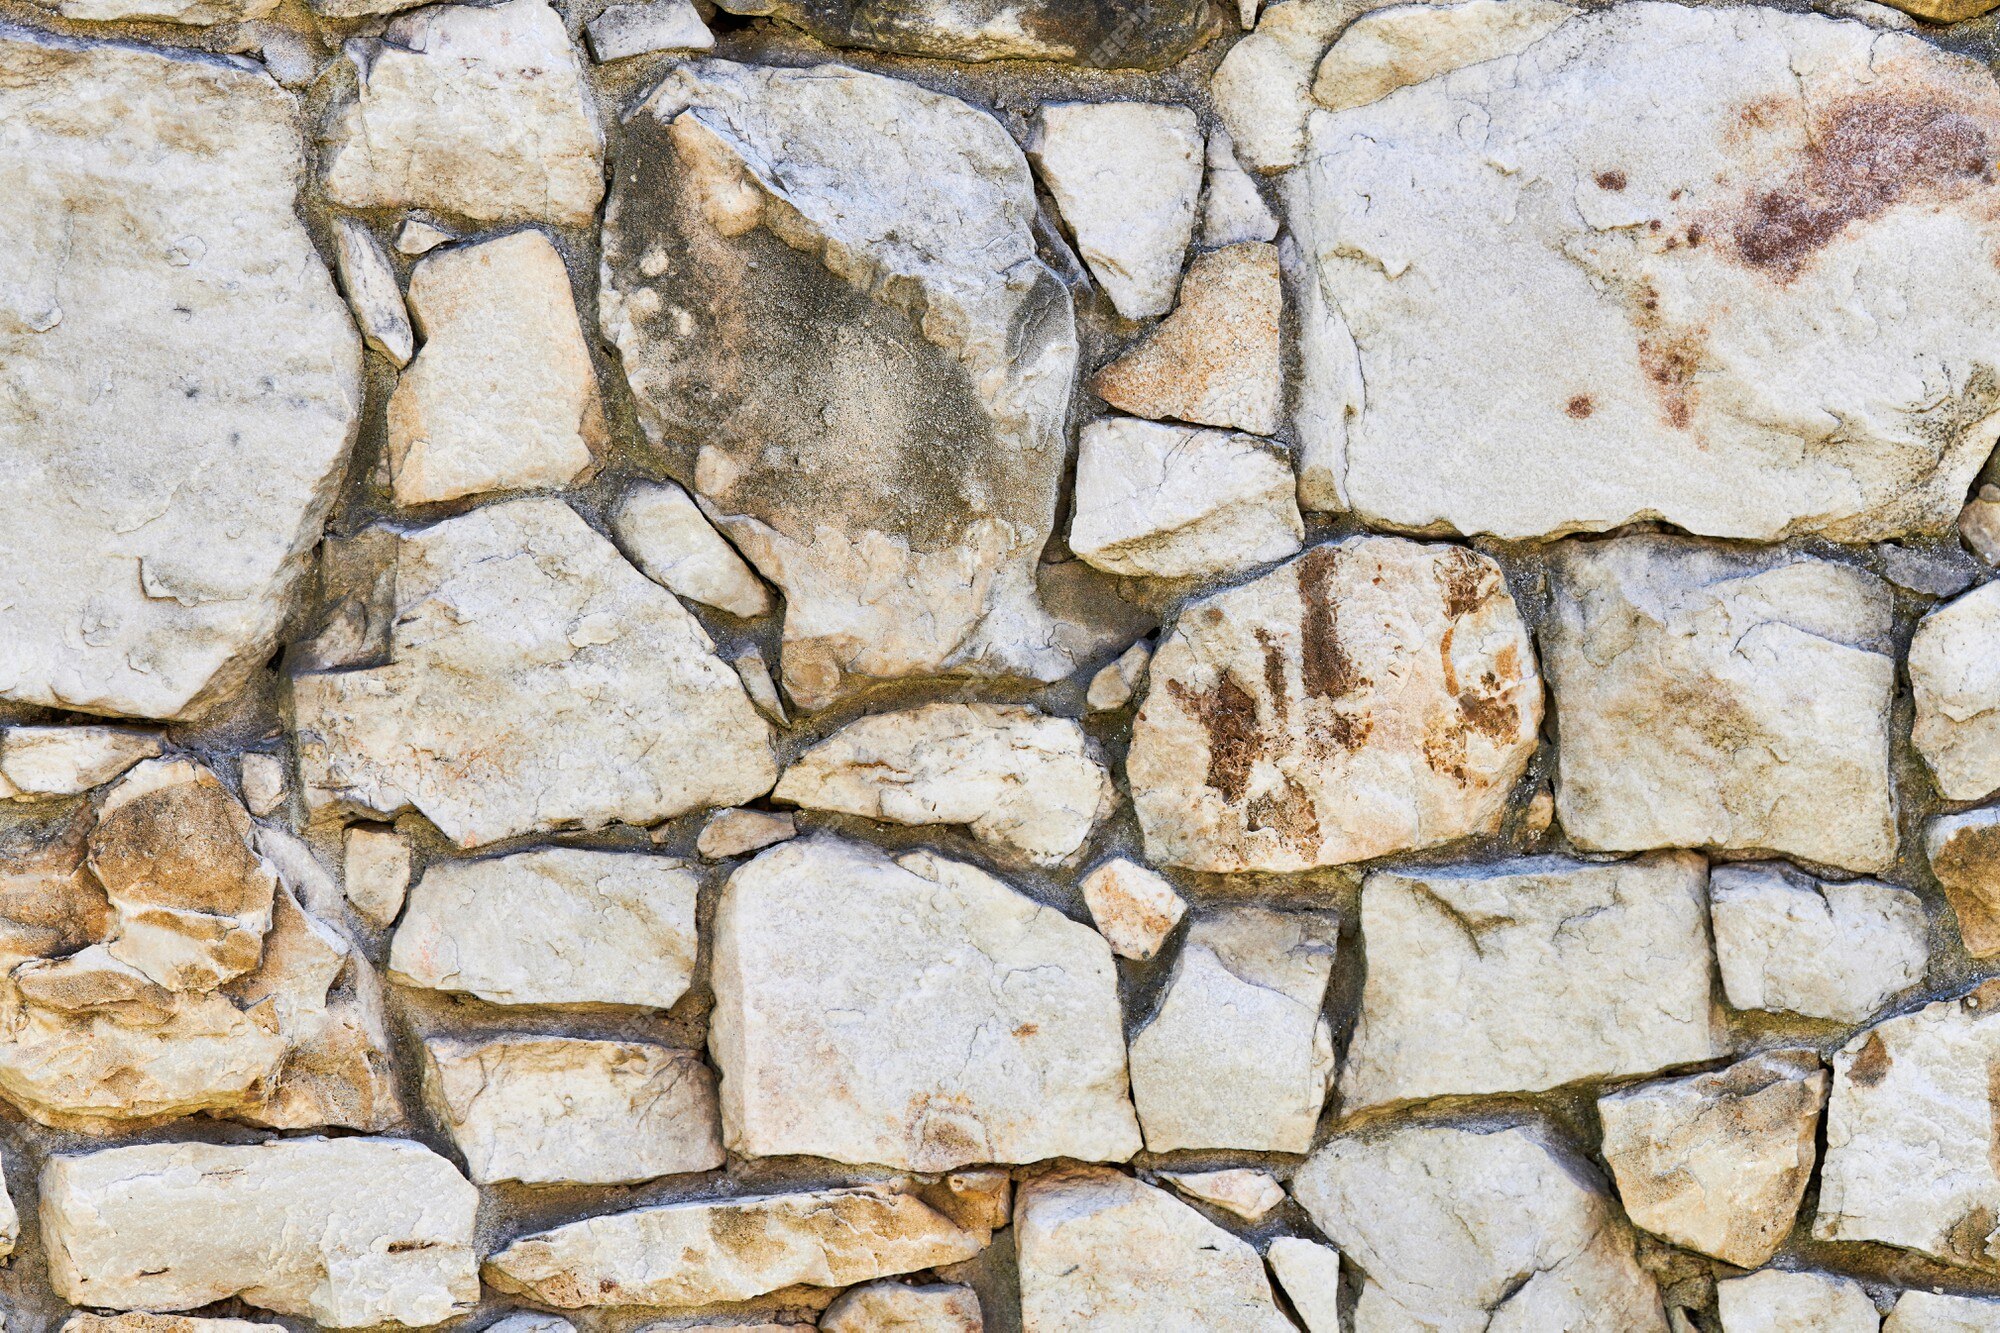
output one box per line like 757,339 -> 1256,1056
1817,980 -> 2000,1269
1310,0 -> 1572,113
1161,1168 -> 1284,1220
730,644 -> 790,723
697,807 -> 796,860
822,1281 -> 983,1332
322,0 -> 605,225
1930,809 -> 2000,956
1964,485 -> 2000,566
397,219 -> 456,256
342,825 -> 411,929
422,1034 -> 722,1185
1711,862 -> 1927,1022
1598,1050 -> 1826,1268
1295,1122 -> 1666,1331
602,61 -> 1083,710
708,0 -> 1216,67
1087,640 -> 1152,712
1716,1270 -> 1878,1333
1290,3 -> 2000,542
1912,582 -> 2000,802
332,217 -> 413,369
1015,1166 -> 1293,1332
1030,103 -> 1203,320
586,0 -> 715,60
1069,419 -> 1302,580
1341,853 -> 1721,1112
482,1318 -> 574,1333
238,753 -> 287,818
1200,128 -> 1278,248
1265,1237 -> 1341,1333
1544,536 -> 1896,874
773,704 -> 1113,866
42,1137 -> 479,1327
1129,536 -> 1541,872
0,33 -> 360,722
1090,244 -> 1282,435
0,727 -> 160,800
1129,908 -> 1335,1152
61,1319 -> 285,1333
611,479 -> 772,618
1211,0 -> 1353,172
486,1178 -> 995,1308
390,848 -> 698,1008
1079,856 -> 1185,960
388,232 -> 602,507
295,500 -> 776,847
711,837 -> 1140,1169
1890,1291 -> 2000,1331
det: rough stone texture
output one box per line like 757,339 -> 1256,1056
397,219 -> 456,255
1068,419 -> 1303,579
1014,1166 -> 1294,1332
1716,1270 -> 1879,1332
709,837 -> 1141,1170
1964,485 -> 2000,565
389,847 -> 699,1008
1079,856 -> 1185,960
1310,0 -> 1574,113
602,60 -> 1084,711
41,1137 -> 479,1327
696,807 -> 796,860
707,0 -> 1217,67
730,645 -> 790,723
586,0 -> 714,60
1161,1168 -> 1285,1220
0,31 -> 361,722
332,217 -> 413,369
1544,536 -> 1897,874
821,1281 -> 984,1332
1265,1237 -> 1342,1333
322,0 -> 605,226
1211,0 -> 1354,172
1912,582 -> 2000,802
610,478 -> 773,618
1294,1122 -> 1667,1331
238,753 -> 287,817
295,499 -> 776,848
1891,1292 -> 2000,1331
1930,808 -> 2000,956
1128,908 -> 1335,1152
1087,640 -> 1151,713
1711,861 -> 1928,1022
388,231 -> 603,507
61,1320 -> 287,1333
1130,536 -> 1541,872
0,726 -> 160,800
1091,243 -> 1282,436
1290,2 -> 2000,542
773,703 -> 1114,866
342,824 -> 412,928
1199,128 -> 1279,248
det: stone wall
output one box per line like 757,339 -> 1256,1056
3,0 -> 2000,1327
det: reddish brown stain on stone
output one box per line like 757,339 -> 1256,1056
1434,547 -> 1493,619
1298,546 -> 1369,701
1423,727 -> 1468,784
1848,1030 -> 1892,1087
1246,774 -> 1321,853
1256,627 -> 1289,724
1167,673 -> 1263,803
1637,325 -> 1706,430
1596,169 -> 1628,191
1457,684 -> 1521,744
1565,394 -> 1595,419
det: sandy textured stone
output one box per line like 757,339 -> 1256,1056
1130,536 -> 1541,872
1295,1122 -> 1666,1331
1716,1270 -> 1877,1332
1599,1050 -> 1826,1267
1161,1168 -> 1284,1220
1265,1237 -> 1342,1333
42,1137 -> 478,1327
1311,0 -> 1573,112
1545,536 -> 1896,874
295,500 -> 776,848
1817,980 -> 2000,1269
1292,3 -> 2000,542
1930,809 -> 2000,956
1912,582 -> 2000,802
238,753 -> 286,817
1069,419 -> 1302,579
697,807 -> 796,860
611,479 -> 772,618
1200,128 -> 1279,248
1079,856 -> 1185,961
711,837 -> 1139,1169
1030,103 -> 1203,320
587,0 -> 714,59
1090,244 -> 1282,435
61,1319 -> 287,1333
0,33 -> 360,722
486,1179 -> 995,1308
342,825 -> 411,928
423,1034 -> 722,1185
1711,862 -> 1927,1022
1087,640 -> 1151,712
390,847 -> 698,1008
603,61 -> 1085,710
332,217 -> 413,369
774,704 -> 1113,866
1016,1166 -> 1291,1331
1963,485 -> 2000,566
822,1281 -> 983,1332
0,727 -> 160,800
1891,1292 -> 2000,1331
1129,908 -> 1336,1152
323,0 -> 604,225
707,0 -> 1216,66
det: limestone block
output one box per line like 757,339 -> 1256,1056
1710,862 -> 1927,1022
611,479 -> 772,618
1716,1270 -> 1878,1332
1912,582 -> 2000,802
1079,857 -> 1185,961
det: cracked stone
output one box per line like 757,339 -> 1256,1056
1710,861 -> 1928,1023
1161,1168 -> 1285,1220
610,478 -> 773,619
1079,856 -> 1185,961
706,0 -> 1218,67
1889,1292 -> 2000,1331
1716,1270 -> 1878,1332
332,217 -> 413,369
1310,0 -> 1573,114
396,219 -> 455,255
1265,1237 -> 1342,1333
1211,0 -> 1357,172
822,1281 -> 983,1332
730,645 -> 789,724
342,825 -> 411,929
1929,808 -> 2000,956
1200,128 -> 1279,248
0,727 -> 161,801
1912,581 -> 2000,802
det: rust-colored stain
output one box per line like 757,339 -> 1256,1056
1434,547 -> 1494,620
1637,325 -> 1707,430
1422,726 -> 1468,783
1297,546 -> 1370,700
1256,627 -> 1289,724
1012,1022 -> 1038,1038
1595,169 -> 1628,191
1565,393 -> 1595,419
1848,1030 -> 1892,1087
1457,683 -> 1521,743
1167,673 -> 1263,802
1246,774 -> 1321,854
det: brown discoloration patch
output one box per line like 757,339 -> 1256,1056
1944,1204 -> 2000,1268
1256,627 -> 1289,724
1297,546 -> 1370,701
1012,1022 -> 1038,1038
1423,726 -> 1468,783
89,769 -> 268,916
1931,822 -> 2000,955
1457,684 -> 1522,743
1637,325 -> 1707,431
1565,394 -> 1595,419
1246,774 -> 1321,853
1435,547 -> 1494,619
1167,673 -> 1263,803
1848,1030 -> 1892,1088
1595,169 -> 1627,191
1307,709 -> 1373,756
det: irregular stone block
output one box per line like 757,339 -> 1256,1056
586,0 -> 715,60
1930,808 -> 2000,956
1161,1168 -> 1285,1220
1964,485 -> 2000,566
62,1318 -> 287,1333
1087,640 -> 1151,712
1211,0 -> 1353,172
1710,862 -> 1927,1022
1890,1291 -> 2000,1331
0,727 -> 161,800
342,824 -> 412,928
611,479 -> 772,618
1091,244 -> 1282,435
331,216 -> 413,368
707,0 -> 1217,67
1265,1237 -> 1341,1333
238,753 -> 287,817
1310,0 -> 1573,114
696,807 -> 796,860
1913,582 -> 2000,801
1716,1270 -> 1878,1332
1199,129 -> 1279,248
822,1281 -> 983,1332
1079,856 -> 1185,961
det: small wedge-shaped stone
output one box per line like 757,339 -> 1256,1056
332,217 -> 413,368
1080,856 -> 1185,961
485,1179 -> 994,1308
1266,1237 -> 1342,1333
1598,1050 -> 1826,1268
1129,908 -> 1336,1152
1200,129 -> 1279,248
610,479 -> 772,618
322,0 -> 604,225
1087,640 -> 1151,712
711,837 -> 1141,1170
1716,1270 -> 1878,1333
1294,1122 -> 1667,1331
390,848 -> 698,1008
697,807 -> 796,860
1545,536 -> 1896,874
1890,1291 -> 2000,1331
423,1035 -> 722,1185
773,704 -> 1114,866
1131,536 -> 1541,872
1711,862 -> 1927,1022
1930,809 -> 2000,956
822,1281 -> 983,1333
0,726 -> 161,800
705,0 -> 1217,68
42,1137 -> 479,1327
1162,1168 -> 1285,1220
1913,582 -> 2000,802
295,499 -> 776,848
388,231 -> 602,506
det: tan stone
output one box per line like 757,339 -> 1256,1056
1310,0 -> 1574,113
1079,856 -> 1186,960
1161,1168 -> 1285,1220
1912,582 -> 2000,802
1963,485 -> 2000,566
696,807 -> 797,860
822,1281 -> 983,1332
342,825 -> 411,928
331,216 -> 413,369
1265,1237 -> 1342,1333
611,479 -> 772,618
61,1318 -> 287,1333
1929,808 -> 2000,956
1890,1291 -> 2000,1331
1716,1270 -> 1877,1333
238,753 -> 287,818
1087,640 -> 1152,712
0,727 -> 161,800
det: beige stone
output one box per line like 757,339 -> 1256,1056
238,753 -> 287,818
1890,1291 -> 2000,1331
0,727 -> 161,800
62,1318 -> 288,1333
396,219 -> 455,255
612,479 -> 772,618
1087,640 -> 1152,712
1963,485 -> 2000,566
1200,128 -> 1279,248
1929,809 -> 2000,956
697,807 -> 797,860
1162,1168 -> 1285,1220
1912,582 -> 2000,802
1711,862 -> 1927,1023
822,1281 -> 983,1332
730,644 -> 790,724
1211,0 -> 1358,171
1265,1237 -> 1342,1333
1716,1270 -> 1878,1332
342,825 -> 411,928
331,216 -> 413,369
1310,0 -> 1574,112
586,0 -> 715,59
1079,857 -> 1186,961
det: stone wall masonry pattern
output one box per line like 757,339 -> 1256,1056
14,0 -> 2000,1328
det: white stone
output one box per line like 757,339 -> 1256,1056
1928,808 -> 2000,957
294,499 -> 776,848
32,0 -> 276,27
332,216 -> 413,369
1717,1270 -> 1878,1333
587,0 -> 715,59
1200,128 -> 1279,247
1291,2 -> 2000,542
1544,536 -> 1896,874
1912,582 -> 2000,802
1129,536 -> 1542,872
0,33 -> 360,722
1963,485 -> 2000,566
1265,1237 -> 1342,1333
1311,0 -> 1574,113
481,1318 -> 574,1333
696,807 -> 796,860
323,0 -> 604,226
1079,856 -> 1186,961
1129,908 -> 1336,1152
1294,1122 -> 1666,1331
1015,1166 -> 1293,1332
42,1137 -> 479,1328
773,703 -> 1114,866
710,837 -> 1140,1170
1211,0 -> 1356,172
1711,862 -> 1927,1023
611,479 -> 772,618
0,727 -> 161,799
822,1281 -> 983,1332
422,1034 -> 722,1185
1029,103 -> 1204,319
1069,419 -> 1302,579
388,231 -> 601,507
1087,640 -> 1151,712
1162,1168 -> 1285,1220
342,825 -> 412,928
730,645 -> 789,723
396,219 -> 455,255
390,847 -> 698,1009
1891,1292 -> 2000,1332
238,753 -> 287,817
